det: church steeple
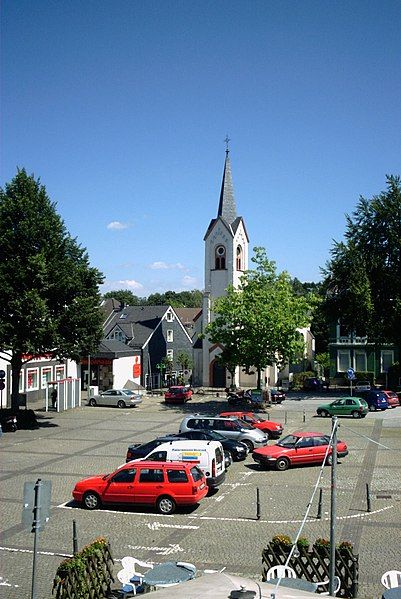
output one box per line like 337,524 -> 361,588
217,144 -> 237,226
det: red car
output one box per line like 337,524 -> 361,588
72,460 -> 208,514
252,431 -> 348,471
164,386 -> 193,403
219,411 -> 283,439
381,390 -> 400,408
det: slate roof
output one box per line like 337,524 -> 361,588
104,305 -> 170,349
174,308 -> 201,329
97,339 -> 136,358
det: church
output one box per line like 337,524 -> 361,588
192,146 -> 283,389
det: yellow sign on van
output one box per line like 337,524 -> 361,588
180,450 -> 202,461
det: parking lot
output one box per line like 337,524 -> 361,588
1,392 -> 400,598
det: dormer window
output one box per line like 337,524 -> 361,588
166,311 -> 174,322
215,245 -> 226,270
236,245 -> 243,271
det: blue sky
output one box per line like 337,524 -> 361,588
2,1 -> 400,297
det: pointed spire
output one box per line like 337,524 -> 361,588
217,140 -> 237,225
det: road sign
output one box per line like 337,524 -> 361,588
0,381 -> 5,391
22,480 -> 52,532
346,368 -> 356,380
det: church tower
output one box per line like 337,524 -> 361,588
201,145 -> 249,387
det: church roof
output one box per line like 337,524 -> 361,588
217,150 -> 237,225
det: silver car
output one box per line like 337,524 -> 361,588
179,414 -> 268,452
88,389 -> 142,408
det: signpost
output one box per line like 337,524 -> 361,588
346,367 -> 355,396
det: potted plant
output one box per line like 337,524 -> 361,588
313,537 -> 330,555
296,537 -> 310,552
338,540 -> 353,555
271,534 -> 293,551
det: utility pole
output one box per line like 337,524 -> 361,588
329,416 -> 338,596
31,479 -> 42,599
87,354 -> 91,400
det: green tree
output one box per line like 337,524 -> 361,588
103,290 -> 146,305
205,247 -> 316,389
0,169 -> 104,409
323,175 -> 401,347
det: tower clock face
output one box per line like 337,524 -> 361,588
216,245 -> 225,255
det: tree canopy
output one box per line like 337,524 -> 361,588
323,175 -> 401,347
0,169 -> 104,409
103,289 -> 202,308
205,247 -> 316,388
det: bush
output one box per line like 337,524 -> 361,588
271,534 -> 292,548
296,537 -> 310,550
292,371 -> 315,390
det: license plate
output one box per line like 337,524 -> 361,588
200,483 -> 205,490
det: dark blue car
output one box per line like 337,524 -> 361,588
363,390 -> 388,411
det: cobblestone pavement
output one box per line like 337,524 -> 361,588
0,393 -> 400,598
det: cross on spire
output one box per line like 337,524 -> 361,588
224,135 -> 231,154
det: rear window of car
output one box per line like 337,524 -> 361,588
190,466 -> 204,482
167,469 -> 188,483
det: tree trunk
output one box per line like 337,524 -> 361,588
10,353 -> 23,411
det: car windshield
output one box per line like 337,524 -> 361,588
277,434 -> 299,448
169,388 -> 184,395
204,430 -> 226,441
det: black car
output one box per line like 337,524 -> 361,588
126,431 -> 248,463
173,430 -> 248,461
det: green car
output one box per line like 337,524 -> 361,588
316,397 -> 368,419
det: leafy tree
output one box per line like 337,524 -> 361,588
323,175 -> 401,348
0,169 -> 104,409
103,290 -> 146,305
205,247 -> 316,388
176,351 -> 193,372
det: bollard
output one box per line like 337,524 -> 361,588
285,411 -> 287,425
316,488 -> 322,519
366,483 -> 371,512
303,409 -> 306,422
73,519 -> 78,554
267,412 -> 270,420
256,487 -> 261,520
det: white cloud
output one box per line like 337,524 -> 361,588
117,279 -> 144,290
107,221 -> 129,230
149,261 -> 186,270
181,275 -> 198,288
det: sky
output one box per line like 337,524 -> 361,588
2,1 -> 401,297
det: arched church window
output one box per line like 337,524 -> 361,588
236,245 -> 243,271
215,245 -> 226,270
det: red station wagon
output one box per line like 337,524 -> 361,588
219,411 -> 283,439
381,390 -> 400,408
252,431 -> 348,471
72,460 -> 208,514
164,386 -> 193,403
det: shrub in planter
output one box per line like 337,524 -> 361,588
296,537 -> 310,551
271,534 -> 292,549
338,540 -> 354,555
313,538 -> 330,554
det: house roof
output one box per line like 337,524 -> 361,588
174,308 -> 202,328
104,305 -> 170,348
96,339 -> 137,358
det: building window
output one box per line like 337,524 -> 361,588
41,366 -> 53,389
236,245 -> 243,271
166,349 -> 173,360
27,368 -> 39,391
354,351 -> 367,372
107,329 -> 125,342
337,350 -> 351,372
166,311 -> 174,322
215,245 -> 226,270
167,329 -> 174,342
381,350 -> 394,373
55,365 -> 65,381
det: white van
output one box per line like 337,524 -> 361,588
138,440 -> 226,489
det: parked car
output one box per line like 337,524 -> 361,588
164,386 -> 193,403
381,390 -> 400,408
270,388 -> 286,404
316,397 -> 368,418
219,411 -> 283,439
179,414 -> 268,452
127,436 -> 182,462
173,430 -> 248,461
361,390 -> 389,411
134,439 -> 226,490
88,389 -> 142,408
303,377 -> 324,391
252,431 -> 348,471
72,460 -> 208,514
354,381 -> 371,392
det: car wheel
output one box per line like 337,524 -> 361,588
117,400 -> 126,408
320,409 -> 329,418
351,410 -> 361,419
83,491 -> 101,510
225,450 -> 233,462
157,496 -> 176,515
242,440 -> 254,452
89,398 -> 97,407
275,457 -> 290,471
368,404 -> 374,411
325,454 -> 333,466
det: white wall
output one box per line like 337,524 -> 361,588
113,355 -> 141,389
